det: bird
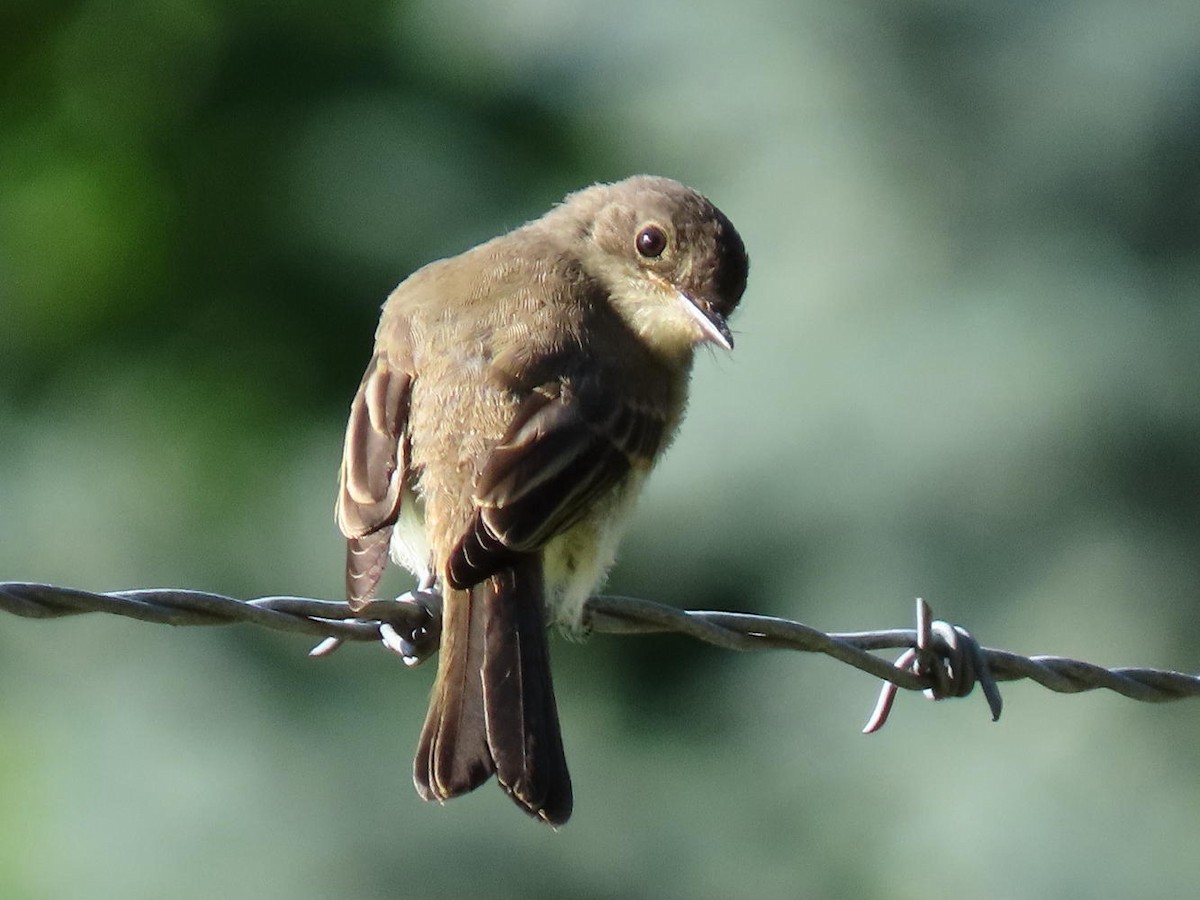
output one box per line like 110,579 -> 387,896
335,175 -> 749,826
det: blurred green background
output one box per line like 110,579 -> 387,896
3,1 -> 1200,898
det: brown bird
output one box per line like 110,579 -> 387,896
335,175 -> 749,825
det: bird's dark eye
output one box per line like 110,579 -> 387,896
635,225 -> 667,258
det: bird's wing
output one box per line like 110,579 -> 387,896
336,346 -> 413,609
447,378 -> 667,589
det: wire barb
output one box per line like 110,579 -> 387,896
862,598 -> 1002,733
2,582 -> 1198,727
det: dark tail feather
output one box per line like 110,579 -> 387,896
412,559 -> 572,826
413,586 -> 494,801
481,557 -> 573,826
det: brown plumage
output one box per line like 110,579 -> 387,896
336,175 -> 749,825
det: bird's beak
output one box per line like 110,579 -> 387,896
677,289 -> 734,350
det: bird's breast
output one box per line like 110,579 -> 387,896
540,469 -> 646,632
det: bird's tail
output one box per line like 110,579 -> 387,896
413,556 -> 573,825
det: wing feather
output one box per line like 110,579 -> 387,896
336,352 -> 412,608
447,380 -> 667,590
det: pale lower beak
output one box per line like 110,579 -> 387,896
677,290 -> 734,350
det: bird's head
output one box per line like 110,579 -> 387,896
567,176 -> 749,361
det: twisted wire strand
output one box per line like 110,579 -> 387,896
2,582 -> 1197,725
585,596 -> 1200,703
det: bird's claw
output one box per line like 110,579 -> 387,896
378,586 -> 442,666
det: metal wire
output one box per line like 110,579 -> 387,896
2,581 -> 1197,730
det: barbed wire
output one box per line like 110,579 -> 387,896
2,580 -> 1197,731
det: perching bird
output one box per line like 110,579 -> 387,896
336,175 -> 749,825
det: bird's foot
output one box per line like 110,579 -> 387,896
379,585 -> 442,667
